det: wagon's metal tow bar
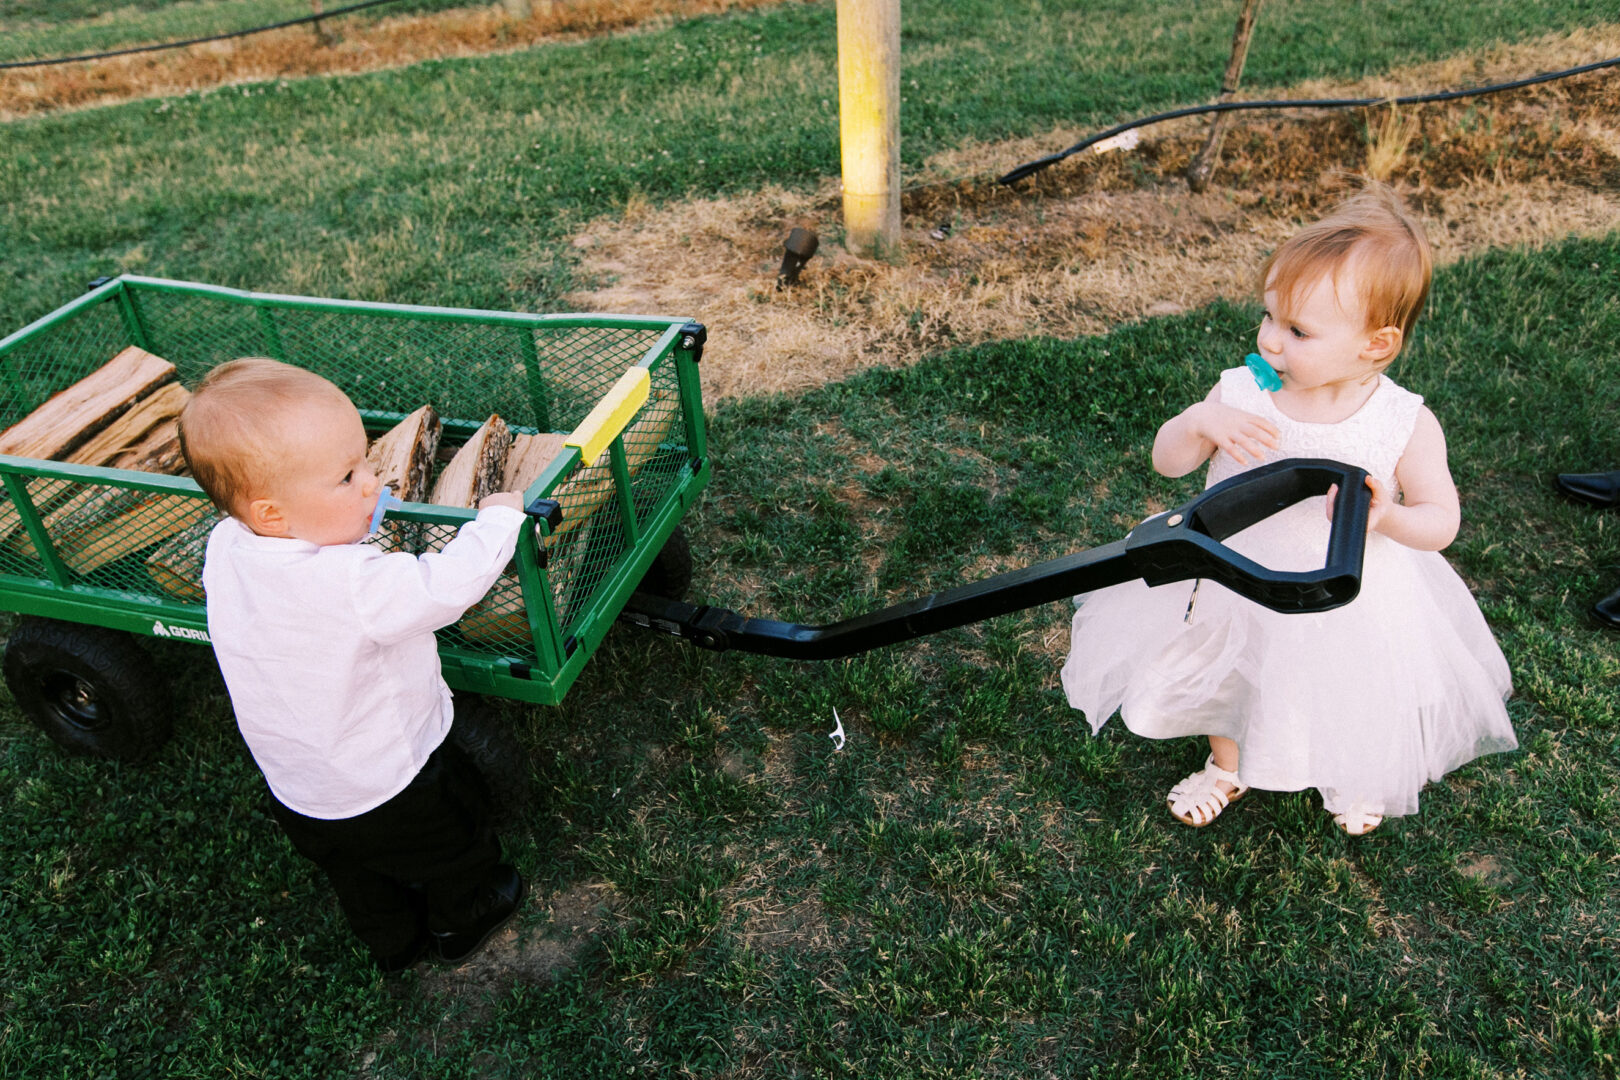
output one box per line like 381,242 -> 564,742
620,458 -> 1371,661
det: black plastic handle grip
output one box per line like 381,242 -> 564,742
619,457 -> 1373,660
1124,457 -> 1371,613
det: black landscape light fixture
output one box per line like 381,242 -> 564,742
777,226 -> 820,289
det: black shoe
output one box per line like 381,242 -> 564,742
431,864 -> 526,964
1555,471 -> 1620,509
1591,586 -> 1620,631
374,933 -> 431,975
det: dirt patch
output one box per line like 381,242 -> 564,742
566,29 -> 1620,403
1457,853 -> 1518,888
0,0 -> 806,119
736,893 -> 833,951
417,879 -> 617,1002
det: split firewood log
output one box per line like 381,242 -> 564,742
360,405 -> 442,554
0,346 -> 175,461
0,373 -> 191,551
107,419 -> 186,475
429,415 -> 512,509
500,432 -> 567,496
368,405 -> 441,503
457,574 -> 528,645
62,382 -> 189,468
547,389 -> 677,542
144,513 -> 220,603
43,486 -> 214,576
457,394 -> 679,644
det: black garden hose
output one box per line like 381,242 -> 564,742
999,54 -> 1620,185
0,0 -> 411,70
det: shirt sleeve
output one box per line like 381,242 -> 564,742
349,504 -> 529,645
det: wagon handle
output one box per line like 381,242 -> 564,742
620,458 -> 1371,660
565,367 -> 650,466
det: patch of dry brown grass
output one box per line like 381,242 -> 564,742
566,30 -> 1620,403
0,0 -> 804,118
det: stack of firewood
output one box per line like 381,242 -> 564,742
0,346 -> 212,576
0,346 -> 677,646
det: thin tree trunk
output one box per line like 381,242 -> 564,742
1187,0 -> 1263,194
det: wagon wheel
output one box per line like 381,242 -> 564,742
3,617 -> 173,763
449,697 -> 532,829
638,525 -> 693,602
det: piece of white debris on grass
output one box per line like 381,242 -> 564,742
1091,129 -> 1141,155
828,708 -> 846,751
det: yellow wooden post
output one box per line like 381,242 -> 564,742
836,0 -> 901,258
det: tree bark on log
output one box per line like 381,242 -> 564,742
430,415 -> 512,508
145,513 -> 219,602
367,405 -> 441,503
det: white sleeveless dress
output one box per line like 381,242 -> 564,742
1060,367 -> 1516,818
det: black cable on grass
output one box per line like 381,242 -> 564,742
0,0 -> 410,70
998,55 -> 1620,186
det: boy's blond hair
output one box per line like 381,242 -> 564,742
1259,183 -> 1433,356
179,358 -> 352,518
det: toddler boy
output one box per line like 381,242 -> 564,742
179,357 -> 529,973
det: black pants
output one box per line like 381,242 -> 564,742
269,739 -> 505,961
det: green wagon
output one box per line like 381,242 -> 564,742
0,276 -> 1380,769
0,275 -> 709,760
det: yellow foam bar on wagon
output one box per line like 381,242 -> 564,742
564,367 -> 652,466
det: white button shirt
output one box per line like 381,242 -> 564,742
202,505 -> 527,819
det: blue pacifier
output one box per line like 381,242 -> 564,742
368,486 -> 403,535
1245,352 -> 1283,392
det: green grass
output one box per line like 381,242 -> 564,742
3,232 -> 1616,1079
3,2 -> 1619,1076
0,0 -> 469,64
3,0 -> 1616,325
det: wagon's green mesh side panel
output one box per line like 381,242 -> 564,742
48,483 -> 215,600
124,288 -> 671,434
533,325 -> 668,431
0,475 -> 78,579
0,300 -> 132,428
0,472 -> 215,597
123,288 -> 264,383
543,358 -> 689,639
0,280 -> 702,685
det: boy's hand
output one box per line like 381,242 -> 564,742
478,491 -> 523,512
1190,401 -> 1280,466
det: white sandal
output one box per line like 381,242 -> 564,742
1332,807 -> 1383,836
1166,754 -> 1249,827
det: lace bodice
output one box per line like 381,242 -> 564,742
1205,366 -> 1422,494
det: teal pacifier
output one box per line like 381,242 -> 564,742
1245,352 -> 1282,392
368,487 -> 403,535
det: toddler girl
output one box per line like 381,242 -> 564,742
1060,184 -> 1516,835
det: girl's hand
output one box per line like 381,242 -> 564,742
1325,476 -> 1392,534
1190,401 -> 1281,466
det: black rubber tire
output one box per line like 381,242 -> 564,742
3,617 -> 173,762
449,699 -> 533,828
638,526 -> 693,602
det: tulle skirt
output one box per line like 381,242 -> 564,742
1059,501 -> 1516,818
